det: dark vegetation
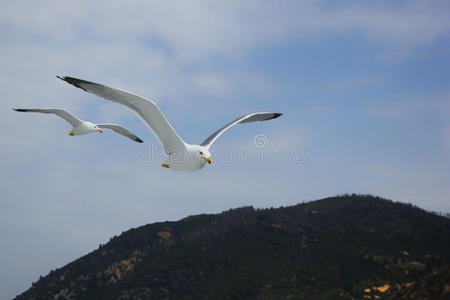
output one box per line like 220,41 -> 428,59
15,195 -> 450,299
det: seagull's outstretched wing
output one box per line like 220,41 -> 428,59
97,124 -> 143,143
201,112 -> 282,148
57,76 -> 186,154
13,108 -> 82,126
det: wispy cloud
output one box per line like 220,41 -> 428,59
369,90 -> 450,119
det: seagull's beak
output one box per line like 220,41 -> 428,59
97,129 -> 103,133
205,157 -> 212,164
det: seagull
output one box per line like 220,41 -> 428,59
57,76 -> 282,171
13,108 -> 143,143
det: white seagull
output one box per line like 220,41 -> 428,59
13,108 -> 143,143
57,76 -> 282,171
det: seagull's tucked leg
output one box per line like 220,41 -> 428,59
161,163 -> 170,168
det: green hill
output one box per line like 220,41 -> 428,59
15,195 -> 450,299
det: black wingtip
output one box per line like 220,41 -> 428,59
13,108 -> 26,112
134,137 -> 144,143
56,75 -> 90,92
273,113 -> 283,118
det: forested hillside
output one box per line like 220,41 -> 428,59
16,195 -> 450,299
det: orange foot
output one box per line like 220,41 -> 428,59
69,132 -> 74,136
161,163 -> 169,168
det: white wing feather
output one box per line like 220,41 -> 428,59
201,112 -> 282,148
13,108 -> 82,126
97,124 -> 143,143
57,76 -> 186,154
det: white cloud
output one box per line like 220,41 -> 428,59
325,76 -> 388,91
369,90 -> 450,119
1,1 -> 448,117
3,1 -> 449,62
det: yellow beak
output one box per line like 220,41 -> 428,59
205,157 -> 212,164
97,129 -> 104,133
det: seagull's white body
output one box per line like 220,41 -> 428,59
167,144 -> 209,171
57,76 -> 282,171
13,108 -> 143,143
71,121 -> 102,135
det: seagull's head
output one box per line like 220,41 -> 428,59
94,125 -> 104,133
199,150 -> 212,165
86,122 -> 103,133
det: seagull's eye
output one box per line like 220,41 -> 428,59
200,151 -> 203,155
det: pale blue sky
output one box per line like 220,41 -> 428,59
1,1 -> 449,298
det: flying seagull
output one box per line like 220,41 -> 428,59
57,76 -> 282,171
13,108 -> 143,143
